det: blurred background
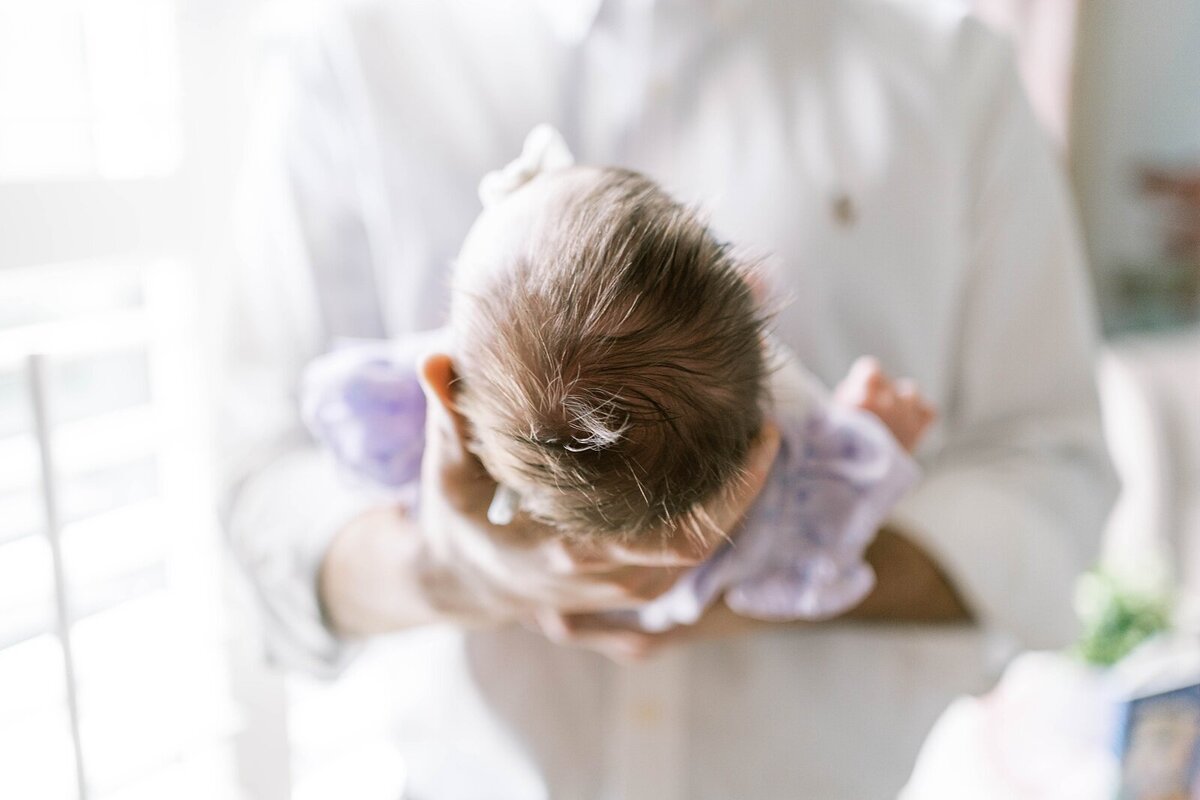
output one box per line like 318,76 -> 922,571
0,1 -> 1197,798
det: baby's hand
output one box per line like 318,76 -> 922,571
834,356 -> 936,453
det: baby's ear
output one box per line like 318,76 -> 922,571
418,352 -> 472,454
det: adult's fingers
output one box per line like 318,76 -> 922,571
594,564 -> 688,603
598,538 -> 718,568
536,538 -> 623,573
512,562 -> 685,611
534,609 -> 665,662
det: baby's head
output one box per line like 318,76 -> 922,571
450,167 -> 767,543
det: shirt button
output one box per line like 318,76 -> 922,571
631,700 -> 663,728
833,193 -> 857,226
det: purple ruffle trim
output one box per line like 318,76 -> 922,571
301,335 -> 446,492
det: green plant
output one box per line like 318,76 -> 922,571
1073,570 -> 1172,667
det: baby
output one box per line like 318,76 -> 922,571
304,127 -> 934,631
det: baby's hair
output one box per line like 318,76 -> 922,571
455,168 -> 767,543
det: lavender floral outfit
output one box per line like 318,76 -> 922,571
302,334 -> 919,632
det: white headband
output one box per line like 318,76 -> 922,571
478,124 -> 576,208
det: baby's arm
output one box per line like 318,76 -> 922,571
834,356 -> 936,453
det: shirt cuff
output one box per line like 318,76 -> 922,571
227,448 -> 377,678
889,465 -> 1083,651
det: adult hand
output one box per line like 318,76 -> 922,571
539,524 -> 973,664
535,596 -> 770,664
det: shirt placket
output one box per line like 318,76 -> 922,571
605,648 -> 688,800
585,3 -> 690,797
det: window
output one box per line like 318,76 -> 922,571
0,261 -> 245,799
0,2 -> 267,797
0,0 -> 181,180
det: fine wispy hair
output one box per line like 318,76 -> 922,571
455,168 -> 768,544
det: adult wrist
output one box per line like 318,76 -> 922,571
317,507 -> 443,635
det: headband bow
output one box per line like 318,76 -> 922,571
478,124 -> 576,208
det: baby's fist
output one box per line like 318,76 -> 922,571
834,356 -> 936,453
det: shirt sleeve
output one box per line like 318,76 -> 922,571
219,10 -> 382,678
890,19 -> 1118,650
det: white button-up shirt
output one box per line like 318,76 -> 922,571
224,1 -> 1117,796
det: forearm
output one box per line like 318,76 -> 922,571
727,527 -> 971,633
318,507 -> 475,637
844,526 -> 972,623
673,527 -> 972,648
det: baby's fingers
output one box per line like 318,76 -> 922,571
894,379 -> 938,423
835,356 -> 887,405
